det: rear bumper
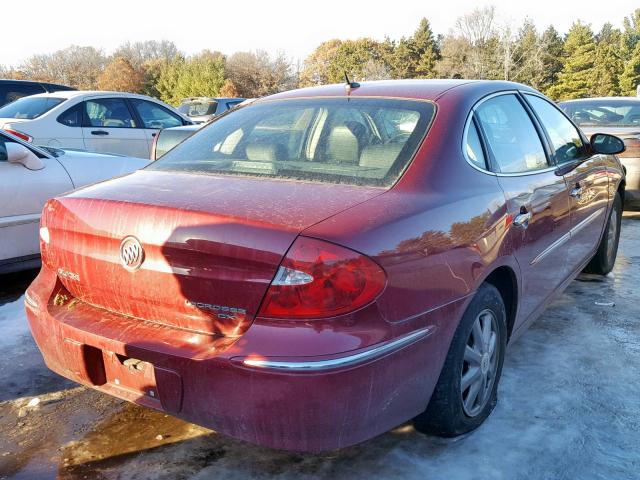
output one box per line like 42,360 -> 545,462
25,269 -> 464,452
620,157 -> 640,205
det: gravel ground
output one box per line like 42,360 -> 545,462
1,213 -> 638,480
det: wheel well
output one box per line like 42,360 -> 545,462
484,267 -> 518,340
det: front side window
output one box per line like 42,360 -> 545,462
149,98 -> 435,187
526,94 -> 584,164
0,96 -> 64,119
85,98 -> 136,128
475,94 -> 548,174
131,99 -> 183,129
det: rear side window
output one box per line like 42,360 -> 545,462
464,119 -> 486,169
131,99 -> 183,129
526,95 -> 584,164
149,98 -> 435,187
0,96 -> 64,119
475,94 -> 548,174
85,98 -> 136,128
57,103 -> 83,127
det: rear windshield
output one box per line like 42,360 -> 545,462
149,97 -> 435,187
178,100 -> 218,117
560,100 -> 640,127
0,96 -> 64,119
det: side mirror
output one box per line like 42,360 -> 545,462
590,133 -> 625,155
6,142 -> 44,170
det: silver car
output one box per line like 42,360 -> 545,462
177,97 -> 245,123
560,97 -> 640,207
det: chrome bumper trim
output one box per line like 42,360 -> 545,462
242,327 -> 434,371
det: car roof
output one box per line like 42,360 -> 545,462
16,90 -> 168,101
263,79 -> 535,102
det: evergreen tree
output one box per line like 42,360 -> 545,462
511,20 -> 542,87
412,18 -> 440,78
620,9 -> 640,61
593,23 -> 623,97
620,42 -> 640,95
547,23 -> 597,100
539,26 -> 564,95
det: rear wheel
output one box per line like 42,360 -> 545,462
414,283 -> 507,437
584,193 -> 622,275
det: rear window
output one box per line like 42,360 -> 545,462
179,100 -> 218,117
0,96 -> 64,119
560,100 -> 640,127
149,98 -> 435,187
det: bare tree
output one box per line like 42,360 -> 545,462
20,46 -> 107,89
226,50 -> 296,97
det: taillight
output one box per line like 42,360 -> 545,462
619,137 -> 640,158
258,237 -> 386,319
4,128 -> 33,142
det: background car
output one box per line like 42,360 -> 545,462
0,130 -> 149,273
26,80 -> 624,453
0,79 -> 74,107
177,97 -> 245,123
0,91 -> 192,158
559,97 -> 639,207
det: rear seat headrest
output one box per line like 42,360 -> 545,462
246,143 -> 285,162
359,144 -> 404,169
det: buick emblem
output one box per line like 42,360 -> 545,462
119,236 -> 145,271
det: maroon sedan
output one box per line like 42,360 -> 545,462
26,80 -> 625,452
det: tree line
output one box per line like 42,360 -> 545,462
1,7 -> 639,103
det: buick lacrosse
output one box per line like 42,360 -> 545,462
26,80 -> 625,452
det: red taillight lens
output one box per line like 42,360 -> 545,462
258,237 -> 386,319
619,137 -> 640,158
3,128 -> 32,142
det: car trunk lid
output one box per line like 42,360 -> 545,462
42,170 -> 383,337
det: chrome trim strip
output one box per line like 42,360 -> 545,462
24,290 -> 38,309
530,231 -> 571,265
570,208 -> 605,236
531,207 -> 605,265
0,213 -> 41,228
242,327 -> 434,371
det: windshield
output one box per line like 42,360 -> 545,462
560,100 -> 640,127
149,97 -> 435,187
0,96 -> 64,119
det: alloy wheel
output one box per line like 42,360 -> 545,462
460,309 -> 500,417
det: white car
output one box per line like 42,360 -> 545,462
0,91 -> 192,159
0,130 -> 149,273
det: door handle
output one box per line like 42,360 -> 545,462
570,183 -> 583,198
513,207 -> 531,228
151,132 -> 157,137
91,130 -> 109,136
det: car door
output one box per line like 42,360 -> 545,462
0,134 -> 73,265
128,98 -> 185,153
473,93 -> 572,328
81,97 -> 149,158
524,94 -> 610,270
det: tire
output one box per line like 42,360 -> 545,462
414,283 -> 507,437
583,192 -> 622,276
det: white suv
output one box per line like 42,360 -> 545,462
0,91 -> 192,158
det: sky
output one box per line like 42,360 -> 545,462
3,0 -> 639,66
